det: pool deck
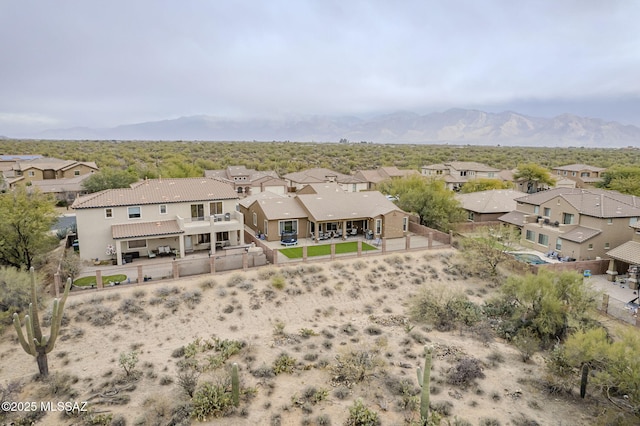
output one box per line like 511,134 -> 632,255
509,249 -> 563,264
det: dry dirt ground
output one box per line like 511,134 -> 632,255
0,249 -> 604,425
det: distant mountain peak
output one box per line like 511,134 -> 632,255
28,108 -> 640,147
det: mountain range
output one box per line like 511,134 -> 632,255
31,109 -> 640,147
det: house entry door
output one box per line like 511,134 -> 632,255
185,236 -> 193,252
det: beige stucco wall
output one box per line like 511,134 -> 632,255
381,210 -> 409,238
60,164 -> 98,178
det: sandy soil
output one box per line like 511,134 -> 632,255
0,249 -> 600,425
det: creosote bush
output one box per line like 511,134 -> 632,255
345,398 -> 380,426
410,288 -> 481,332
447,357 -> 485,387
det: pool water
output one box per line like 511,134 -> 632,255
511,253 -> 549,265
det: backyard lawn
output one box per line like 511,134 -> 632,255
279,241 -> 378,259
74,274 -> 128,287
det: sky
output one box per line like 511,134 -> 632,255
1,0 -> 640,136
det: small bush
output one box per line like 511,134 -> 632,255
345,399 -> 380,426
271,274 -> 286,290
447,357 -> 485,387
191,381 -> 234,420
273,353 -> 296,375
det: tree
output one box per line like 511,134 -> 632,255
513,163 -> 555,193
597,166 -> 640,196
498,270 -> 596,345
82,168 -> 139,193
459,224 -> 520,277
459,178 -> 513,193
0,267 -> 40,334
378,175 -> 465,232
0,187 -> 58,269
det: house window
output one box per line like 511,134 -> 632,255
264,220 -> 268,236
28,171 -> 35,177
159,204 -> 167,214
209,202 -> 223,215
468,211 -> 475,221
607,218 -> 613,225
631,217 -> 639,226
604,242 -> 610,249
563,171 -> 567,175
543,208 -> 551,217
128,239 -> 146,249
534,206 -> 540,214
197,233 -> 211,244
191,204 -> 205,221
581,172 -> 590,177
375,219 -> 382,235
555,238 -> 562,251
488,172 -> 494,178
253,212 -> 257,227
216,231 -> 229,241
352,184 -> 357,192
588,243 -> 593,250
128,206 -> 141,219
572,172 -> 577,176
74,170 -> 80,176
279,220 -> 298,235
526,230 -> 535,241
105,208 -> 113,219
538,233 -> 549,246
562,213 -> 574,225
403,217 -> 409,232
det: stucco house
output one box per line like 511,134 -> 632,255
499,188 -> 640,261
421,162 -> 501,191
4,157 -> 98,188
204,166 -> 287,196
239,183 -> 410,243
353,166 -> 419,190
282,168 -> 368,193
605,222 -> 640,288
552,164 -> 605,188
71,178 -> 244,265
28,174 -> 93,205
455,189 -> 526,222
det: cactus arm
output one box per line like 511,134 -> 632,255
46,300 -> 61,353
232,362 -> 240,407
417,366 -> 424,387
25,314 -> 37,354
28,268 -> 43,343
12,313 -> 34,355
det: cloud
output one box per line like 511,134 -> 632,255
1,0 -> 639,134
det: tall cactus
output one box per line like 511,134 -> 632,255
416,345 -> 432,422
580,363 -> 589,399
12,267 -> 71,377
231,362 -> 240,407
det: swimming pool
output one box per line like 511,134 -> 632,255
510,252 -> 549,265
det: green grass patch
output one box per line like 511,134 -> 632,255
74,274 -> 128,287
279,242 -> 377,259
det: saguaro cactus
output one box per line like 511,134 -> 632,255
580,363 -> 589,399
231,362 -> 240,407
12,267 -> 71,377
416,345 -> 432,422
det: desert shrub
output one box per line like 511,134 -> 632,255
154,286 -> 180,299
226,274 -> 244,287
447,357 -> 485,387
182,290 -> 202,308
118,351 -> 139,378
41,373 -> 79,399
199,278 -> 217,290
479,418 -> 501,426
273,353 -> 296,375
120,297 -> 144,314
432,400 -> 453,416
257,268 -> 278,280
345,398 -> 380,426
331,349 -> 383,384
486,350 -> 505,367
177,368 -> 200,398
159,375 -> 174,386
191,381 -> 234,420
252,364 -> 275,378
409,288 -> 482,332
0,267 -> 40,333
299,328 -> 317,338
512,328 -> 541,362
271,274 -> 286,290
76,304 -> 116,327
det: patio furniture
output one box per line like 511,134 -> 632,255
148,250 -> 157,259
157,245 -> 173,256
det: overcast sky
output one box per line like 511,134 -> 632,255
1,0 -> 639,135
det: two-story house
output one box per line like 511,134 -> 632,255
71,178 -> 244,265
282,168 -> 368,193
204,166 -> 287,196
421,162 -> 501,191
499,188 -> 640,261
606,222 -> 640,288
6,157 -> 98,186
551,164 -> 605,188
240,183 -> 409,243
455,189 -> 526,223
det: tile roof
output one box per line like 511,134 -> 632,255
607,241 -> 640,265
552,164 -> 605,172
29,174 -> 91,193
560,226 -> 601,243
204,166 -> 279,182
297,189 -> 400,222
283,168 -> 366,185
72,178 -> 238,209
355,167 -> 418,183
498,210 -> 527,226
515,188 -> 640,218
456,190 -> 526,213
112,220 -> 183,239
446,162 -> 500,172
257,197 -> 308,220
239,191 -> 289,209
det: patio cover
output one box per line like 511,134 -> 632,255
112,220 -> 184,240
607,241 -> 640,265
